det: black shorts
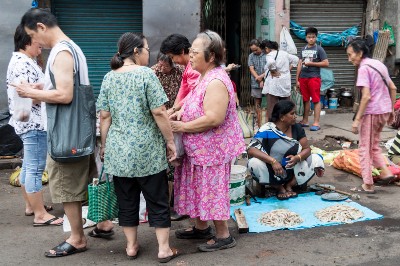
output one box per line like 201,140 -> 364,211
113,170 -> 170,228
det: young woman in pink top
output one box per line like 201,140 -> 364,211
347,39 -> 397,193
170,30 -> 245,251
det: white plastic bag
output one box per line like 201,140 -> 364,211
139,192 -> 148,223
280,26 -> 297,55
13,91 -> 32,122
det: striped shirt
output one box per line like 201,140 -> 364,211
388,130 -> 400,156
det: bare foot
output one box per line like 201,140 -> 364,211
33,214 -> 63,225
126,243 -> 140,257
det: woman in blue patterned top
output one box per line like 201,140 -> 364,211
97,32 -> 179,263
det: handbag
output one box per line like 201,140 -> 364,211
87,166 -> 119,223
46,41 -> 96,162
353,64 -> 390,121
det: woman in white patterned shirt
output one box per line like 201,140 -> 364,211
7,24 -> 62,226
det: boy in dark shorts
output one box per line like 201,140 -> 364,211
296,27 -> 329,131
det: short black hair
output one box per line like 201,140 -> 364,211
21,8 -> 58,30
261,39 -> 279,50
270,100 -> 296,122
249,39 -> 261,47
14,24 -> 31,52
305,27 -> 318,36
160,34 -> 191,55
347,39 -> 371,59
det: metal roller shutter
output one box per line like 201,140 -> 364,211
290,0 -> 365,90
52,0 -> 143,97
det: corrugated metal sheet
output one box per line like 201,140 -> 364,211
52,0 -> 142,96
290,0 -> 365,90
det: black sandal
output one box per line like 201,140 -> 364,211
44,241 -> 87,258
198,235 -> 237,252
175,226 -> 214,239
88,227 -> 114,239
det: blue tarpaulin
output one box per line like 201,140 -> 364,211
230,192 -> 383,233
290,21 -> 359,47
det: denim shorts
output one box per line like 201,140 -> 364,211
19,130 -> 47,193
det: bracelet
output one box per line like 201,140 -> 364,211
297,154 -> 302,161
271,158 -> 277,165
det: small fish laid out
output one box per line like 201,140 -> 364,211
315,204 -> 364,223
258,209 -> 303,227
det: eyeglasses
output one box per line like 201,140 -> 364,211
143,47 -> 150,52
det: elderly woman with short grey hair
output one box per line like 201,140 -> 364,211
170,30 -> 245,252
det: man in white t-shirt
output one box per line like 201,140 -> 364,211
14,8 -> 94,258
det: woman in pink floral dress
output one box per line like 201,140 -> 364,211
170,30 -> 245,252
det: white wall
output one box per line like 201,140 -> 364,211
143,0 -> 201,66
0,0 -> 33,113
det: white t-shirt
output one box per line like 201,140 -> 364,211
262,50 -> 299,97
42,40 -> 90,130
6,52 -> 45,135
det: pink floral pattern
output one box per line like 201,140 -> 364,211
174,67 -> 245,220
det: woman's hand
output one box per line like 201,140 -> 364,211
169,108 -> 183,121
388,110 -> 395,125
272,161 -> 285,176
170,121 -> 185,132
285,155 -> 300,168
166,140 -> 177,162
352,119 -> 360,134
100,146 -> 105,162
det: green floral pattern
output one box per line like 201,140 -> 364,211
96,67 -> 169,177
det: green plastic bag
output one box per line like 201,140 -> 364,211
87,167 -> 119,223
383,21 -> 396,46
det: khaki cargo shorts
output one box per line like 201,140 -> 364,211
47,154 -> 97,203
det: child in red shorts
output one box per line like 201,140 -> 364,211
296,27 -> 329,131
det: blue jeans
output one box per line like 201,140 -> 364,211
19,130 -> 47,193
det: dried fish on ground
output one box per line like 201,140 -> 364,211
315,204 -> 364,223
258,209 -> 303,227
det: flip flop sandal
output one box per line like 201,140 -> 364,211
375,176 -> 395,185
33,217 -> 63,227
25,205 -> 54,216
88,227 -> 115,239
158,248 -> 179,263
126,249 -> 140,260
44,241 -> 87,258
310,125 -> 321,131
286,191 -> 298,198
298,122 -> 309,127
351,186 -> 376,194
276,191 -> 290,200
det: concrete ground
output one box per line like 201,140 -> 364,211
0,112 -> 399,266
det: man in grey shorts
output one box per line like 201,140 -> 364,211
248,39 -> 266,128
16,8 -> 94,257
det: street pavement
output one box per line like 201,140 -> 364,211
1,112 -> 400,265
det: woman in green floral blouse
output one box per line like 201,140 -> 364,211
96,32 -> 179,263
